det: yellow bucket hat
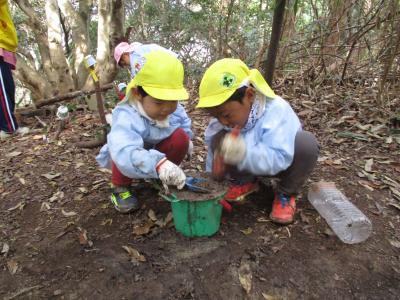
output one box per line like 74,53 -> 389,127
197,58 -> 275,108
126,50 -> 189,101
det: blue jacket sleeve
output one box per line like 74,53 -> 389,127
107,107 -> 165,179
170,104 -> 193,139
237,97 -> 301,175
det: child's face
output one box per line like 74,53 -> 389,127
207,87 -> 255,128
119,53 -> 130,67
133,88 -> 178,121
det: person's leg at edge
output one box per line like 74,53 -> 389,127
270,130 -> 319,224
0,58 -> 19,138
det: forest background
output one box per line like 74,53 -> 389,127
9,0 -> 399,116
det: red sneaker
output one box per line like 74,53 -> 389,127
270,192 -> 296,224
224,182 -> 259,202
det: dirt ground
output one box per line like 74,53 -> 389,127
1,83 -> 400,299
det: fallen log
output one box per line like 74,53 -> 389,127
35,82 -> 114,108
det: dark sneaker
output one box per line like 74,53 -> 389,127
110,186 -> 139,213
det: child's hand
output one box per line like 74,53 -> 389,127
221,132 -> 246,165
156,158 -> 186,189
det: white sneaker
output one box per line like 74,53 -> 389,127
0,131 -> 11,140
16,127 -> 30,135
0,127 -> 30,140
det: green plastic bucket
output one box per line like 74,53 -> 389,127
160,193 -> 225,237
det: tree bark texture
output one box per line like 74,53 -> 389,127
263,0 -> 286,85
45,0 -> 75,94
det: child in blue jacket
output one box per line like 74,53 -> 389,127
196,58 -> 319,224
97,49 -> 193,213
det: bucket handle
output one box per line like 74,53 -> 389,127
158,192 -> 180,203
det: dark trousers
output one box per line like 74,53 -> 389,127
0,58 -> 18,133
213,130 -> 319,195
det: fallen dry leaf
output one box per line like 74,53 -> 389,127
122,245 -> 146,262
78,228 -> 93,247
49,191 -> 64,202
61,209 -> 77,217
240,228 -> 253,235
32,134 -> 43,140
364,158 -> 374,172
358,180 -> 374,191
388,203 -> 400,211
6,151 -> 22,158
101,218 -> 113,226
133,221 -> 154,236
78,187 -> 89,194
42,172 -> 62,180
7,260 -> 18,275
389,239 -> 400,248
75,162 -> 85,169
148,209 -> 157,222
2,243 -> 10,255
238,261 -> 252,294
40,202 -> 50,211
257,217 -> 270,223
155,212 -> 174,228
262,293 -> 281,300
7,201 -> 25,211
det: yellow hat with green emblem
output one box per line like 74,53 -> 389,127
197,58 -> 275,108
126,50 -> 189,101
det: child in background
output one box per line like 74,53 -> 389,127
114,42 -> 176,79
116,82 -> 127,101
97,49 -> 193,213
196,58 -> 319,224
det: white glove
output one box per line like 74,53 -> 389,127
221,132 -> 246,165
156,158 -> 186,190
187,140 -> 194,159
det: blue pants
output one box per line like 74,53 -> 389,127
0,57 -> 18,133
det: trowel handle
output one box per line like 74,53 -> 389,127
212,152 -> 226,181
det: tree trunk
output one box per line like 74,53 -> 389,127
263,0 -> 286,85
276,1 -> 296,72
57,0 -> 91,88
92,0 -> 123,87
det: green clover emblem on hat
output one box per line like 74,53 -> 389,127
221,73 -> 236,88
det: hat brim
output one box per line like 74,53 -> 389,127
143,86 -> 189,101
196,89 -> 235,108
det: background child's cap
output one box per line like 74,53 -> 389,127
197,58 -> 276,108
117,82 -> 127,91
114,42 -> 142,65
126,50 -> 189,101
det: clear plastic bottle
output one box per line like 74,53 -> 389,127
308,182 -> 372,244
56,105 -> 69,120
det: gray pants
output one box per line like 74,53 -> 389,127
212,130 -> 319,195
